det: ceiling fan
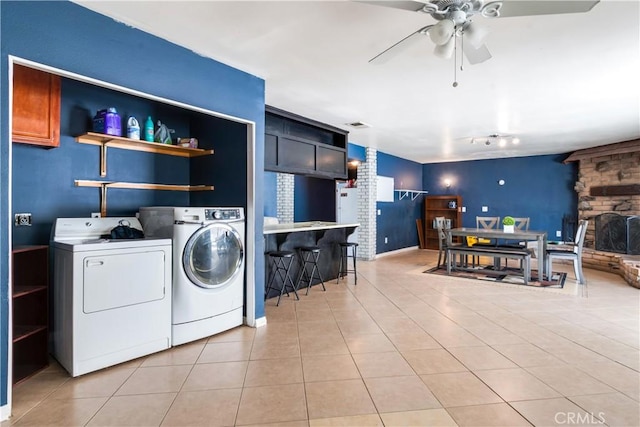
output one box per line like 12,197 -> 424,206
365,1 -> 600,66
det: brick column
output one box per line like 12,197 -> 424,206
357,147 -> 377,260
276,173 -> 294,224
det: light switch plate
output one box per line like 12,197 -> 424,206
377,209 -> 381,215
462,207 -> 466,212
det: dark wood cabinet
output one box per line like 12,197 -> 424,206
12,245 -> 49,384
424,195 -> 463,250
12,64 -> 61,148
265,106 -> 348,179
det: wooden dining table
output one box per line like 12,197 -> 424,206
446,227 -> 549,278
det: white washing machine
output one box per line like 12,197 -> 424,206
140,207 -> 245,346
51,217 -> 172,377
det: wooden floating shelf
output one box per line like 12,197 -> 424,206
77,132 -> 214,177
76,132 -> 214,157
75,180 -> 214,192
75,180 -> 214,217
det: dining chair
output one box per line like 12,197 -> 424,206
436,218 -> 463,269
472,216 -> 500,266
476,216 -> 501,231
513,217 -> 530,232
501,217 -> 531,267
434,217 -> 447,268
501,217 -> 530,248
546,219 -> 588,285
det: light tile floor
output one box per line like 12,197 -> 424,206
3,250 -> 639,426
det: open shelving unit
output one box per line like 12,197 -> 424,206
75,132 -> 216,216
12,245 -> 49,385
424,195 -> 463,250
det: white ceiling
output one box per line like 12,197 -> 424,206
74,0 -> 640,164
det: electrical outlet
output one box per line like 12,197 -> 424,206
482,206 -> 488,212
556,230 -> 562,238
14,213 -> 32,226
384,237 -> 388,244
91,212 -> 101,218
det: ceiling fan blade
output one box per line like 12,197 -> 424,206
492,0 -> 599,18
463,42 -> 492,64
369,25 -> 432,64
355,1 -> 430,13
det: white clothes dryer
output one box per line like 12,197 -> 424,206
140,207 -> 245,346
51,217 -> 172,376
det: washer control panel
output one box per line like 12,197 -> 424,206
205,208 -> 242,221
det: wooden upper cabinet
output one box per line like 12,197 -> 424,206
12,64 -> 61,148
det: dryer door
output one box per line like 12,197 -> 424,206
182,223 -> 244,289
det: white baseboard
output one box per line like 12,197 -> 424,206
1,403 -> 11,421
376,245 -> 419,258
254,316 -> 267,328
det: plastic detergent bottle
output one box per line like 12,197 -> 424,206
104,108 -> 121,136
144,116 -> 154,142
126,116 -> 140,140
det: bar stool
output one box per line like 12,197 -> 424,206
296,246 -> 326,295
337,242 -> 358,285
265,251 -> 299,306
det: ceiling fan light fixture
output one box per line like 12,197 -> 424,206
429,19 -> 455,45
463,21 -> 488,48
449,10 -> 467,25
434,37 -> 455,59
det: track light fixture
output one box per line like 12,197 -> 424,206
470,134 -> 520,146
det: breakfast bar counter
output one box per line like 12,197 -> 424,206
264,221 -> 359,235
264,222 -> 359,299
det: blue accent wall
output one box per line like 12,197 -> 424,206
294,176 -> 336,222
348,142 -> 366,162
377,151 -> 423,253
264,171 -> 277,217
422,155 -> 578,238
1,0 -> 265,406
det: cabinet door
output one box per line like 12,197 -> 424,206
317,145 -> 346,176
12,64 -> 61,148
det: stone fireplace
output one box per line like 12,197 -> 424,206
564,139 -> 640,287
595,213 -> 640,255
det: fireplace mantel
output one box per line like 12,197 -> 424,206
564,139 -> 640,163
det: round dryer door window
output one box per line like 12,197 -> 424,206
182,223 -> 244,289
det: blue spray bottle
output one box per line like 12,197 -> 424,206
144,116 -> 154,142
